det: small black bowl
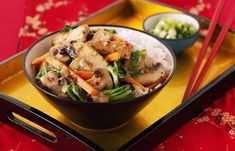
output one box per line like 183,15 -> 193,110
23,24 -> 176,130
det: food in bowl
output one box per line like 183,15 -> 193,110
24,24 -> 175,129
143,13 -> 200,54
31,24 -> 172,103
148,17 -> 197,39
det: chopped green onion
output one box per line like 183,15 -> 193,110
117,61 -> 127,78
62,84 -> 87,101
149,18 -> 197,39
104,29 -> 117,34
103,85 -> 131,96
128,49 -> 147,71
110,89 -> 134,100
60,25 -> 72,33
36,67 -> 47,80
107,62 -> 119,87
71,84 -> 86,102
67,85 -> 78,101
62,85 -> 69,93
102,85 -> 134,101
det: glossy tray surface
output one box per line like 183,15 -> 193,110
1,0 -> 235,150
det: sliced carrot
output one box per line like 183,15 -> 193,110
45,57 -> 98,96
105,52 -> 121,62
147,80 -> 161,89
75,70 -> 94,80
123,77 -> 147,91
32,53 -> 49,65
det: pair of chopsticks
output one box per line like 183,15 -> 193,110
182,0 -> 235,101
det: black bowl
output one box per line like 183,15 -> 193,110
23,25 -> 176,130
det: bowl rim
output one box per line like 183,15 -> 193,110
23,24 -> 176,105
143,12 -> 200,41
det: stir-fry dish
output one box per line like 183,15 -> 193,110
32,24 -> 169,103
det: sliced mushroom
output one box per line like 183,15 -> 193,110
62,46 -> 77,59
49,43 -> 71,64
87,68 -> 113,90
133,65 -> 166,86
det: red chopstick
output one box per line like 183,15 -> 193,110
182,0 -> 226,101
190,4 -> 235,95
183,3 -> 235,101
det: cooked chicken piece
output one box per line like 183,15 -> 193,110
40,71 -> 68,98
66,24 -> 89,42
91,92 -> 109,103
88,29 -> 133,59
69,43 -> 108,71
87,68 -> 113,90
92,29 -> 113,41
133,65 -> 166,86
51,24 -> 89,45
51,33 -> 67,46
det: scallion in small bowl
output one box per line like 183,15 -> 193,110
143,13 -> 200,54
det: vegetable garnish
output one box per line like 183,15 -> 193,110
123,77 -> 147,91
104,29 -> 117,34
107,62 -> 119,87
71,84 -> 87,101
107,61 -> 127,88
60,25 -> 72,33
102,85 -> 134,101
128,49 -> 147,71
64,85 -> 77,101
62,84 -> 87,101
45,57 -> 98,96
36,67 -> 48,80
149,17 -> 196,39
117,61 -> 127,79
105,52 -> 121,62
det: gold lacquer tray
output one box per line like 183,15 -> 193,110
1,0 -> 235,150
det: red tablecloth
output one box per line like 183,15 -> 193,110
0,0 -> 235,150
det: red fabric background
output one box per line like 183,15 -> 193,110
0,0 -> 235,62
154,88 -> 235,151
0,0 -> 235,150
